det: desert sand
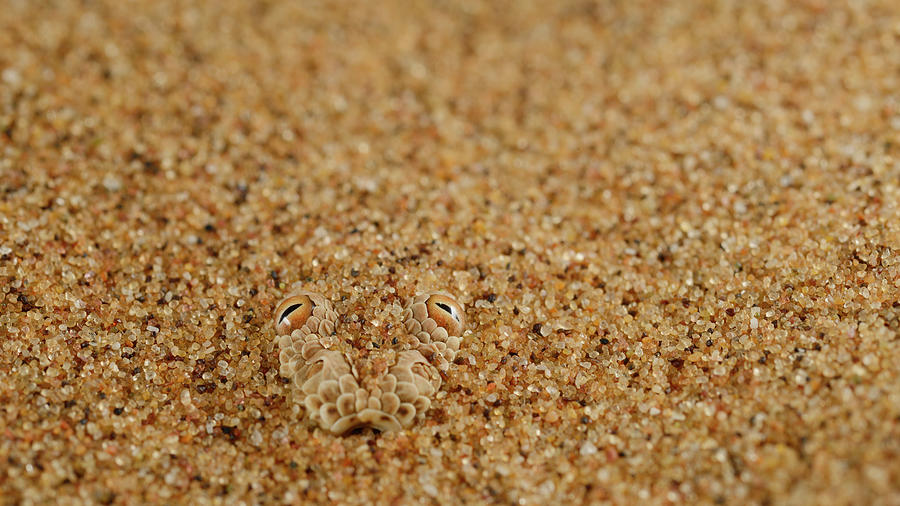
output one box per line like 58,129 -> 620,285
2,1 -> 900,504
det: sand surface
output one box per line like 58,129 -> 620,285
2,1 -> 900,504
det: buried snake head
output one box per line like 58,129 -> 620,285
274,290 -> 466,434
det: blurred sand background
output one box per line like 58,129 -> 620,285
2,0 -> 900,504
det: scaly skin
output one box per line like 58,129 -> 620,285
274,291 -> 466,434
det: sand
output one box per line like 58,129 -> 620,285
2,0 -> 900,504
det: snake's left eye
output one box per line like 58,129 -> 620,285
403,292 -> 466,366
274,293 -> 315,335
406,292 -> 466,339
424,294 -> 465,336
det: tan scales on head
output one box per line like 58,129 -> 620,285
274,290 -> 467,435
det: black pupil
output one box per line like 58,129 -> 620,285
280,303 -> 303,322
436,302 -> 458,321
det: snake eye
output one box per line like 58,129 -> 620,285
274,293 -> 316,335
424,294 -> 465,336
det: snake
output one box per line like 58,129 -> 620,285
273,291 -> 466,434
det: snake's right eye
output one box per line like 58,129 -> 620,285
274,294 -> 316,335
